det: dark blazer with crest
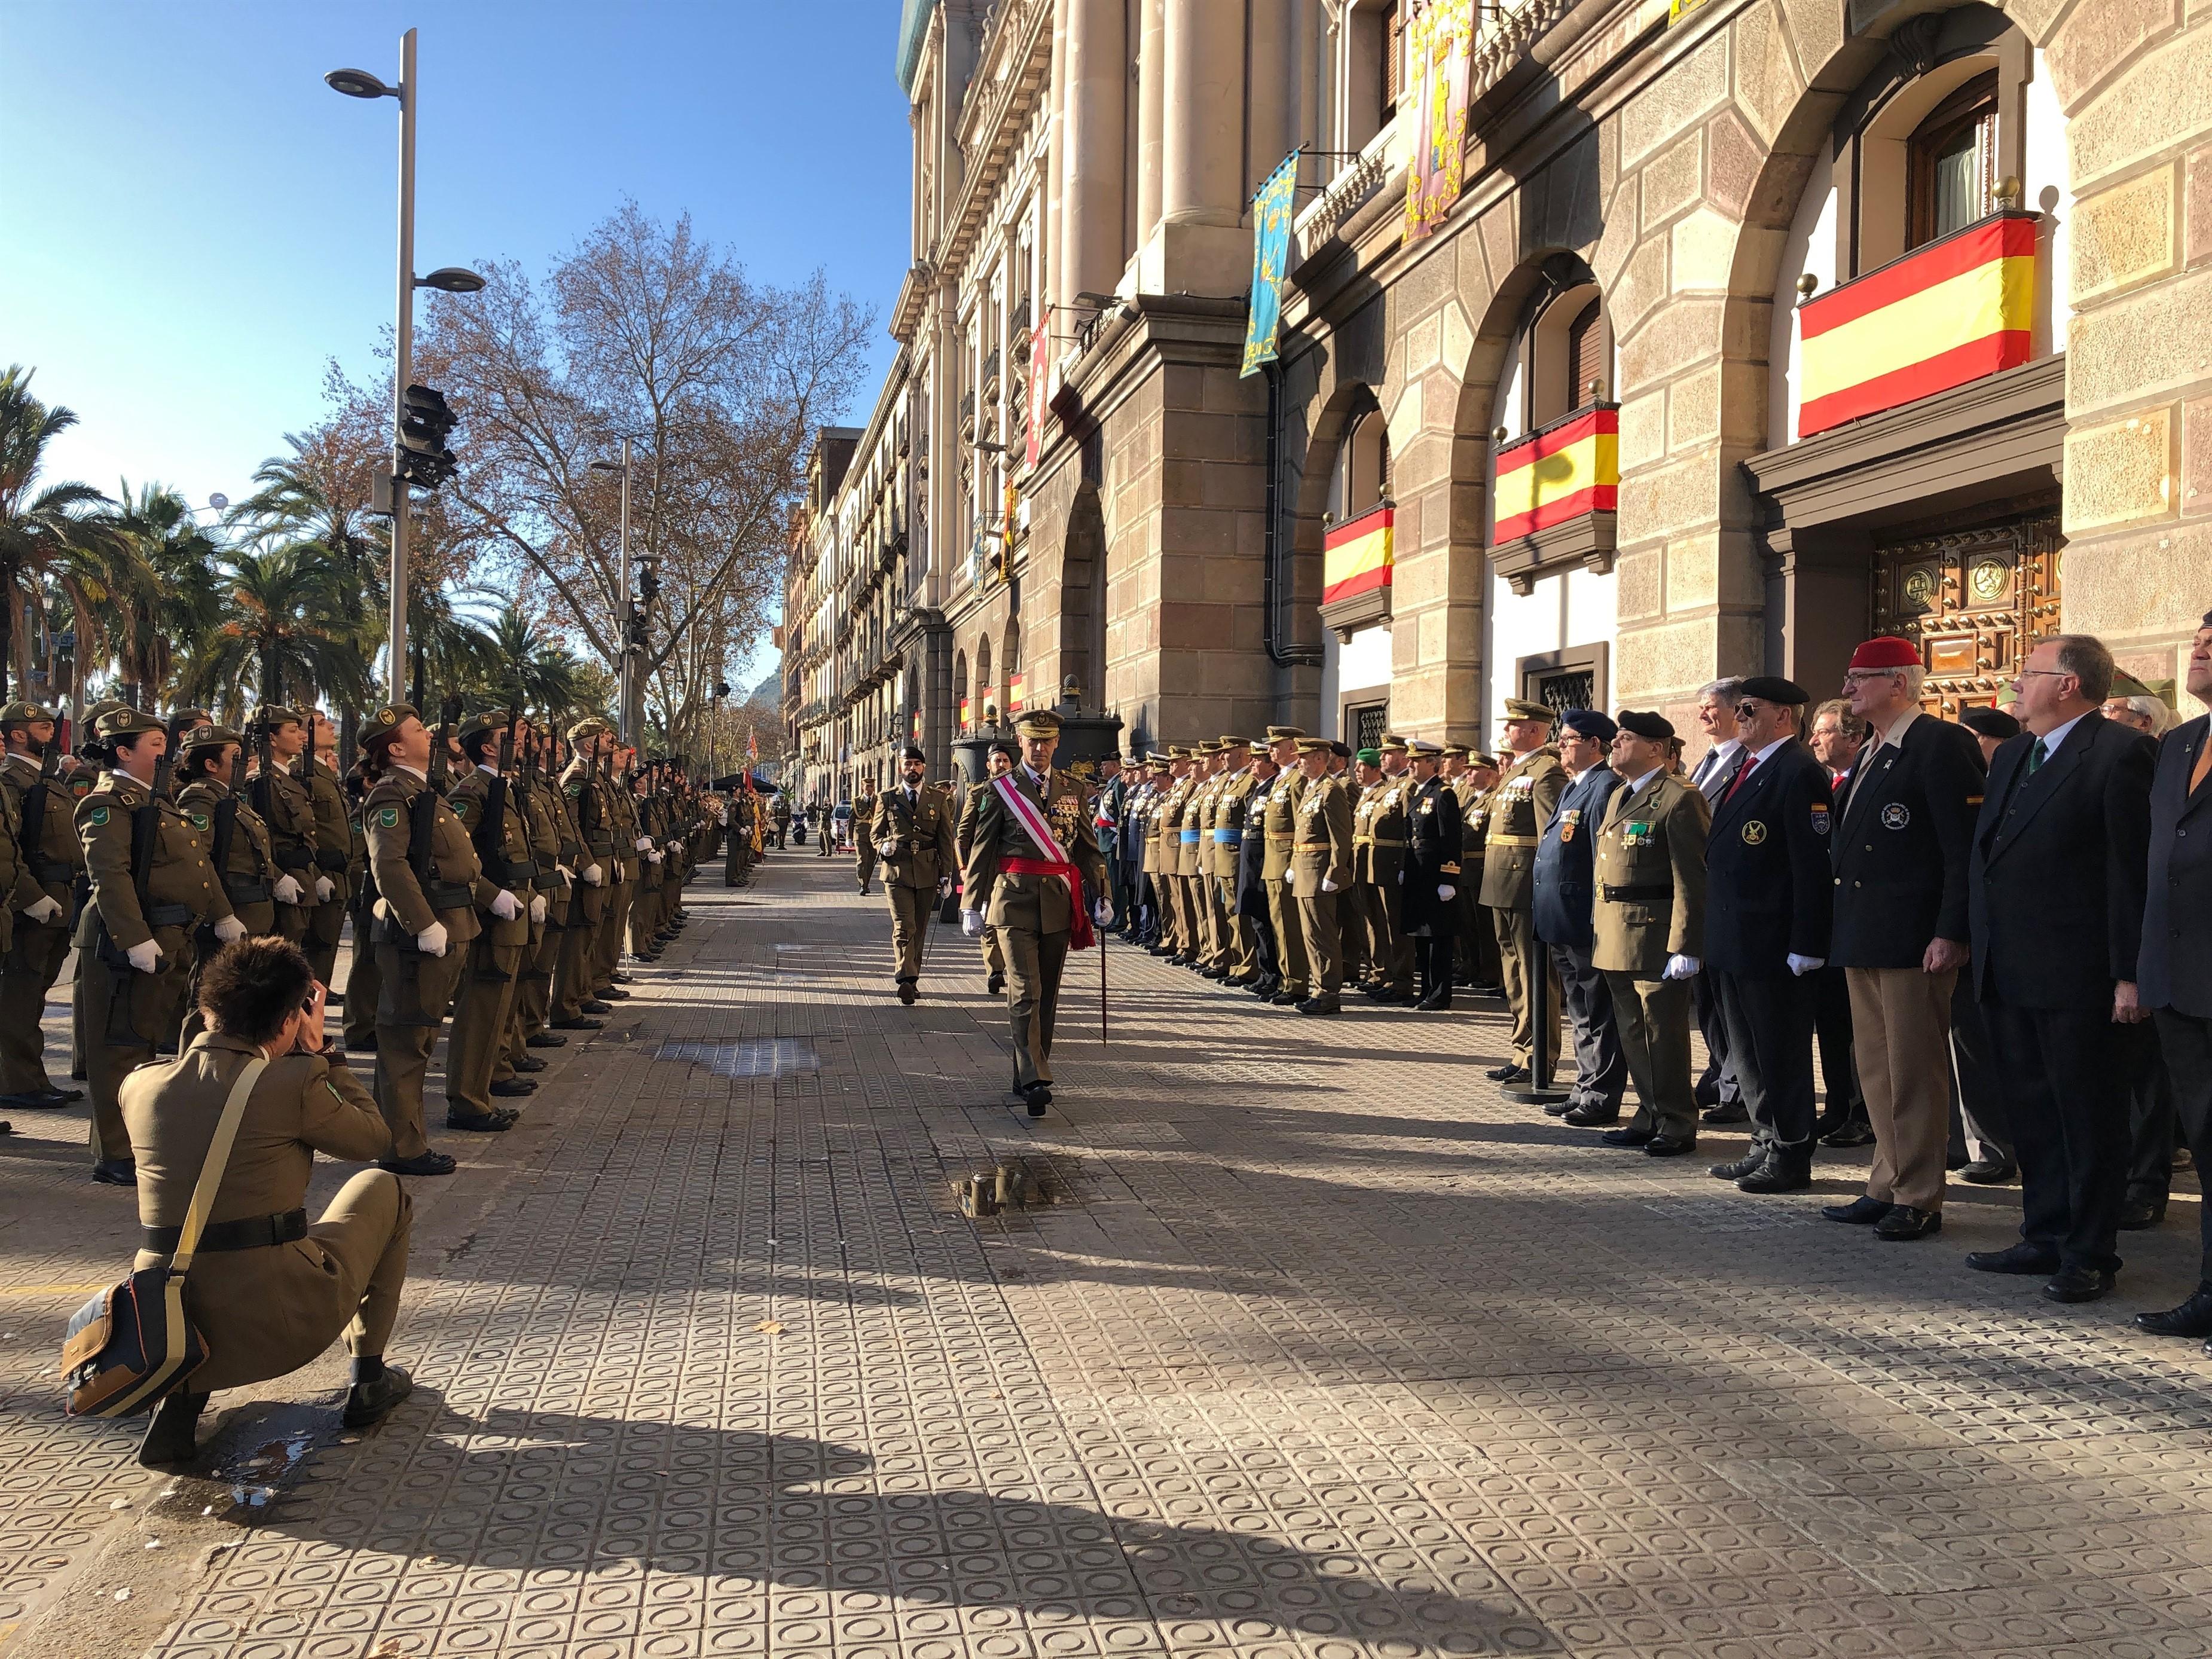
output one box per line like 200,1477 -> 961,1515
1701,739 -> 1834,974
1968,711 -> 2155,1009
1828,714 -> 1987,968
2140,713 -> 2212,1019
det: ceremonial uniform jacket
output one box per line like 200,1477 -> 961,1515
1158,775 -> 1193,876
961,766 -> 1108,936
1703,739 -> 1834,973
1827,713 -> 1984,967
1234,769 -> 1282,913
4,751 -> 83,916
1212,766 -> 1258,880
1291,774 -> 1355,898
2141,713 -> 2212,1018
74,771 -> 231,956
363,768 -> 484,944
1094,775 -> 1125,866
1479,746 -> 1565,909
517,774 -> 568,908
872,783 -> 958,889
1533,763 -> 1625,950
303,758 -> 353,907
1184,774 -> 1220,879
1452,775 -> 1491,892
1401,775 -> 1464,931
176,775 -> 280,932
448,766 -> 533,949
252,763 -> 317,880
1355,770 -> 1412,887
1260,768 -> 1303,881
1591,771 -> 1709,978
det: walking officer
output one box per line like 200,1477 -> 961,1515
0,701 -> 83,1114
872,744 -> 957,1003
1483,699 -> 1565,1081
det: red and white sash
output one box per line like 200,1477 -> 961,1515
992,772 -> 1094,950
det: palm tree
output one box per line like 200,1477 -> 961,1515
227,436 -> 384,640
482,604 -> 589,720
0,366 -> 112,701
95,481 -> 222,710
396,582 -> 499,708
173,543 -> 374,717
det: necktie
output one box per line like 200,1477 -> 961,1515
2192,735 -> 2212,796
2027,738 -> 2049,775
1724,753 -> 1756,802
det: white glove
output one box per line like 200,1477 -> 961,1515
557,863 -> 576,886
126,938 -> 162,973
272,874 -> 304,905
24,894 -> 62,924
372,896 -> 393,922
211,915 -> 247,944
876,839 -> 899,858
490,889 -> 520,921
530,893 -> 549,924
314,875 -> 336,902
583,863 -> 604,887
1787,954 -> 1825,977
1397,871 -> 1404,885
635,835 -> 654,853
647,850 -> 664,865
1321,878 -> 1339,893
937,876 -> 953,897
961,909 -> 985,939
1437,884 -> 1455,901
415,921 -> 449,957
1092,899 -> 1113,928
1663,954 -> 1701,982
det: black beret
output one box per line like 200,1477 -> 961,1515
902,744 -> 926,763
1615,710 -> 1674,741
1560,708 -> 1618,743
1959,707 -> 2021,741
1737,675 -> 1810,706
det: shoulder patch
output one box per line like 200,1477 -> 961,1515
88,804 -> 109,827
72,778 -> 91,797
189,811 -> 210,832
378,805 -> 400,829
1809,803 -> 1831,836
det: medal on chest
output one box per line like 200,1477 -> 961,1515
1559,806 -> 1581,843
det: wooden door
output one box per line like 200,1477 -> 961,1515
1870,506 -> 2063,715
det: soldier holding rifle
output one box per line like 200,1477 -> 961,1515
175,723 -> 283,1044
299,708 -> 353,992
552,720 -> 616,1031
446,710 -> 534,1127
0,701 -> 84,1114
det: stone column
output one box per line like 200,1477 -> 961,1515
1154,0 -> 1249,291
1246,0 -> 1297,192
1059,0 -> 1127,303
1135,0 -> 1165,257
1044,0 -> 1068,316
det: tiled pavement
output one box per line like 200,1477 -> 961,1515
3,853 -> 2211,1658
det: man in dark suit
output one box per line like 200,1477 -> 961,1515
1966,633 -> 2156,1303
1687,679 -> 1747,1123
1402,741 -> 1464,1010
1701,677 -> 1834,1193
2135,613 -> 2212,1347
1818,639 -> 1986,1242
1534,711 -> 1628,1124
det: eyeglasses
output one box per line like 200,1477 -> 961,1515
2015,670 -> 2072,680
1840,669 -> 1900,685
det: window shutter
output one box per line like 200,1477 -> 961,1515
1569,301 -> 1605,406
1383,4 -> 1403,111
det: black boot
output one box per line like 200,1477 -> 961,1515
139,1390 -> 208,1467
341,1359 -> 415,1429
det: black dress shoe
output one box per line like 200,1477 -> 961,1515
1201,967 -> 1229,980
346,1038 -> 377,1053
579,999 -> 613,1015
1226,973 -> 1258,988
447,1110 -> 517,1131
2042,1266 -> 2116,1303
1602,1126 -> 1655,1147
1820,1125 -> 1877,1148
612,971 -> 635,984
1966,1242 -> 2061,1275
1694,1080 -> 1719,1108
2118,1196 -> 2167,1230
1414,991 -> 1453,1012
381,1151 -> 458,1175
1709,1150 -> 1769,1182
489,1078 -> 536,1097
341,1363 -> 415,1429
1739,1157 -> 1811,1194
92,1159 -> 138,1186
1700,1102 -> 1750,1125
898,982 -> 918,1005
1822,1196 -> 1893,1224
1268,992 -> 1303,1007
1488,1064 -> 1531,1086
138,1389 -> 207,1467
512,1055 -> 547,1074
1958,1158 -> 2016,1185
527,1032 -> 568,1049
2137,1283 -> 2212,1339
1875,1205 -> 1942,1241
1019,1083 -> 1052,1117
1542,1097 -> 1576,1117
986,974 -> 1006,995
1296,997 -> 1340,1016
1644,1135 -> 1697,1157
0,1091 -> 63,1111
552,1016 -> 605,1031
39,1086 -> 84,1104
598,986 -> 631,1001
1562,1102 -> 1620,1127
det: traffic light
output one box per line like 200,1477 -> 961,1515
397,384 -> 459,487
625,612 -> 650,649
714,680 -> 731,700
637,561 -> 661,602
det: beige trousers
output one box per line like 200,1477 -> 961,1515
1847,964 -> 1958,1212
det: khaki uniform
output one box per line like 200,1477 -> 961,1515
342,791 -> 380,1051
301,758 -> 353,988
1291,774 -> 1355,1001
956,782 -> 1006,982
0,753 -> 80,1096
1355,771 -> 1414,995
175,774 -> 280,1045
1260,771 -> 1307,998
872,782 -> 958,983
592,783 -> 641,991
1154,775 -> 1191,956
363,768 -> 484,1160
123,1033 -> 407,1391
961,768 -> 1107,1090
1211,766 -> 1258,976
74,772 -> 233,1162
446,767 -> 533,1122
1184,772 -> 1219,966
554,760 -> 616,1022
853,788 -> 879,892
501,771 -> 571,1073
1593,772 -> 1710,1142
253,763 -> 317,944
1481,747 -> 1567,1066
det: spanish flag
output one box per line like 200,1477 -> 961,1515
1798,212 -> 2036,438
1007,673 -> 1025,713
1493,407 -> 1618,542
1322,505 -> 1393,606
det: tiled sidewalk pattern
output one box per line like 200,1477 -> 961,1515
2,854 -> 2211,1657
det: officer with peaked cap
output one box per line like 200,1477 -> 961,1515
1484,699 -> 1565,1080
0,701 -> 83,1112
1701,676 -> 1835,1194
872,743 -> 958,1003
1535,710 -> 1629,1124
1257,727 -> 1307,1004
1290,738 -> 1354,1014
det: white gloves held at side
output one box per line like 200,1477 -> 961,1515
314,875 -> 336,903
876,839 -> 899,859
126,938 -> 162,973
416,921 -> 449,957
1321,878 -> 1339,894
1663,954 -> 1701,982
490,889 -> 520,922
1092,899 -> 1113,928
634,836 -> 655,853
583,863 -> 604,887
271,874 -> 304,906
1437,884 -> 1455,902
24,895 -> 61,924
211,915 -> 246,944
961,910 -> 985,939
1786,954 -> 1825,977
530,894 -> 549,924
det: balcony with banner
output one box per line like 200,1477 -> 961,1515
1319,503 -> 1393,641
1490,402 -> 1619,595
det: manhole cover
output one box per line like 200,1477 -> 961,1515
657,1038 -> 820,1077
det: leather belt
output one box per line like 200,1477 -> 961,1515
145,1208 -> 307,1254
316,848 -> 350,871
226,880 -> 272,905
1603,883 -> 1672,902
1293,842 -> 1334,851
427,881 -> 475,911
1488,833 -> 1539,847
1367,837 -> 1407,848
29,856 -> 75,883
145,903 -> 193,928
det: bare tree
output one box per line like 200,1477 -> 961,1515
414,201 -> 873,750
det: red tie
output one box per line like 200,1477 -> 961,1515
1724,753 -> 1757,802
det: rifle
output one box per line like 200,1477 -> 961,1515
207,735 -> 248,922
249,714 -> 276,839
19,738 -> 60,897
473,711 -> 517,888
103,751 -> 174,1046
410,695 -> 463,919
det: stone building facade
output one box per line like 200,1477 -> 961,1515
786,0 -> 2211,781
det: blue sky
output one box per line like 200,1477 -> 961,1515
2,0 -> 913,690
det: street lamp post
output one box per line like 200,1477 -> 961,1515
590,440 -> 639,743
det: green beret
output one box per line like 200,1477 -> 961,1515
1355,747 -> 1381,766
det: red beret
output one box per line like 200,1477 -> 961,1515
1849,636 -> 1920,671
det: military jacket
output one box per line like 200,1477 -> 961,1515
363,768 -> 485,943
2,751 -> 83,913
872,782 -> 958,890
1291,773 -> 1354,898
1479,746 -> 1566,911
1402,775 -> 1464,933
252,763 -> 317,876
1259,768 -> 1303,881
1590,771 -> 1709,977
608,781 -> 641,879
517,774 -> 567,897
1183,774 -> 1218,878
302,758 -> 353,906
1212,766 -> 1258,879
1355,769 -> 1413,885
1533,763 -> 1626,951
176,775 -> 280,929
74,769 -> 232,952
449,766 -> 534,946
1156,775 -> 1191,876
561,760 -> 617,864
1452,776 -> 1492,861
960,766 -> 1108,936
0,771 -> 22,951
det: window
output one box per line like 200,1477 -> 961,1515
1908,72 -> 1997,247
1566,298 -> 1604,410
1524,276 -> 1605,429
1330,404 -> 1391,520
1380,3 -> 1401,114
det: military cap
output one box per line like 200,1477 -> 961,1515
255,704 -> 305,728
1264,725 -> 1306,741
365,703 -> 422,739
901,744 -> 927,763
1147,751 -> 1171,766
1355,746 -> 1381,766
1217,734 -> 1252,750
165,707 -> 212,733
176,723 -> 245,752
1406,738 -> 1444,757
456,708 -> 514,743
81,699 -> 126,729
1959,707 -> 2021,741
1378,732 -> 1410,753
1167,745 -> 1190,759
94,707 -> 163,739
1015,709 -> 1063,740
1189,741 -> 1215,757
1848,636 -> 1920,671
989,740 -> 1018,759
1469,751 -> 1499,768
1615,710 -> 1674,742
1329,740 -> 1352,759
1994,682 -> 2018,707
2107,668 -> 2155,699
1736,674 -> 1810,706
1501,698 -> 1556,723
0,701 -> 56,727
567,716 -> 610,741
1560,708 -> 1618,743
1296,737 -> 1332,754
1441,744 -> 1469,759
